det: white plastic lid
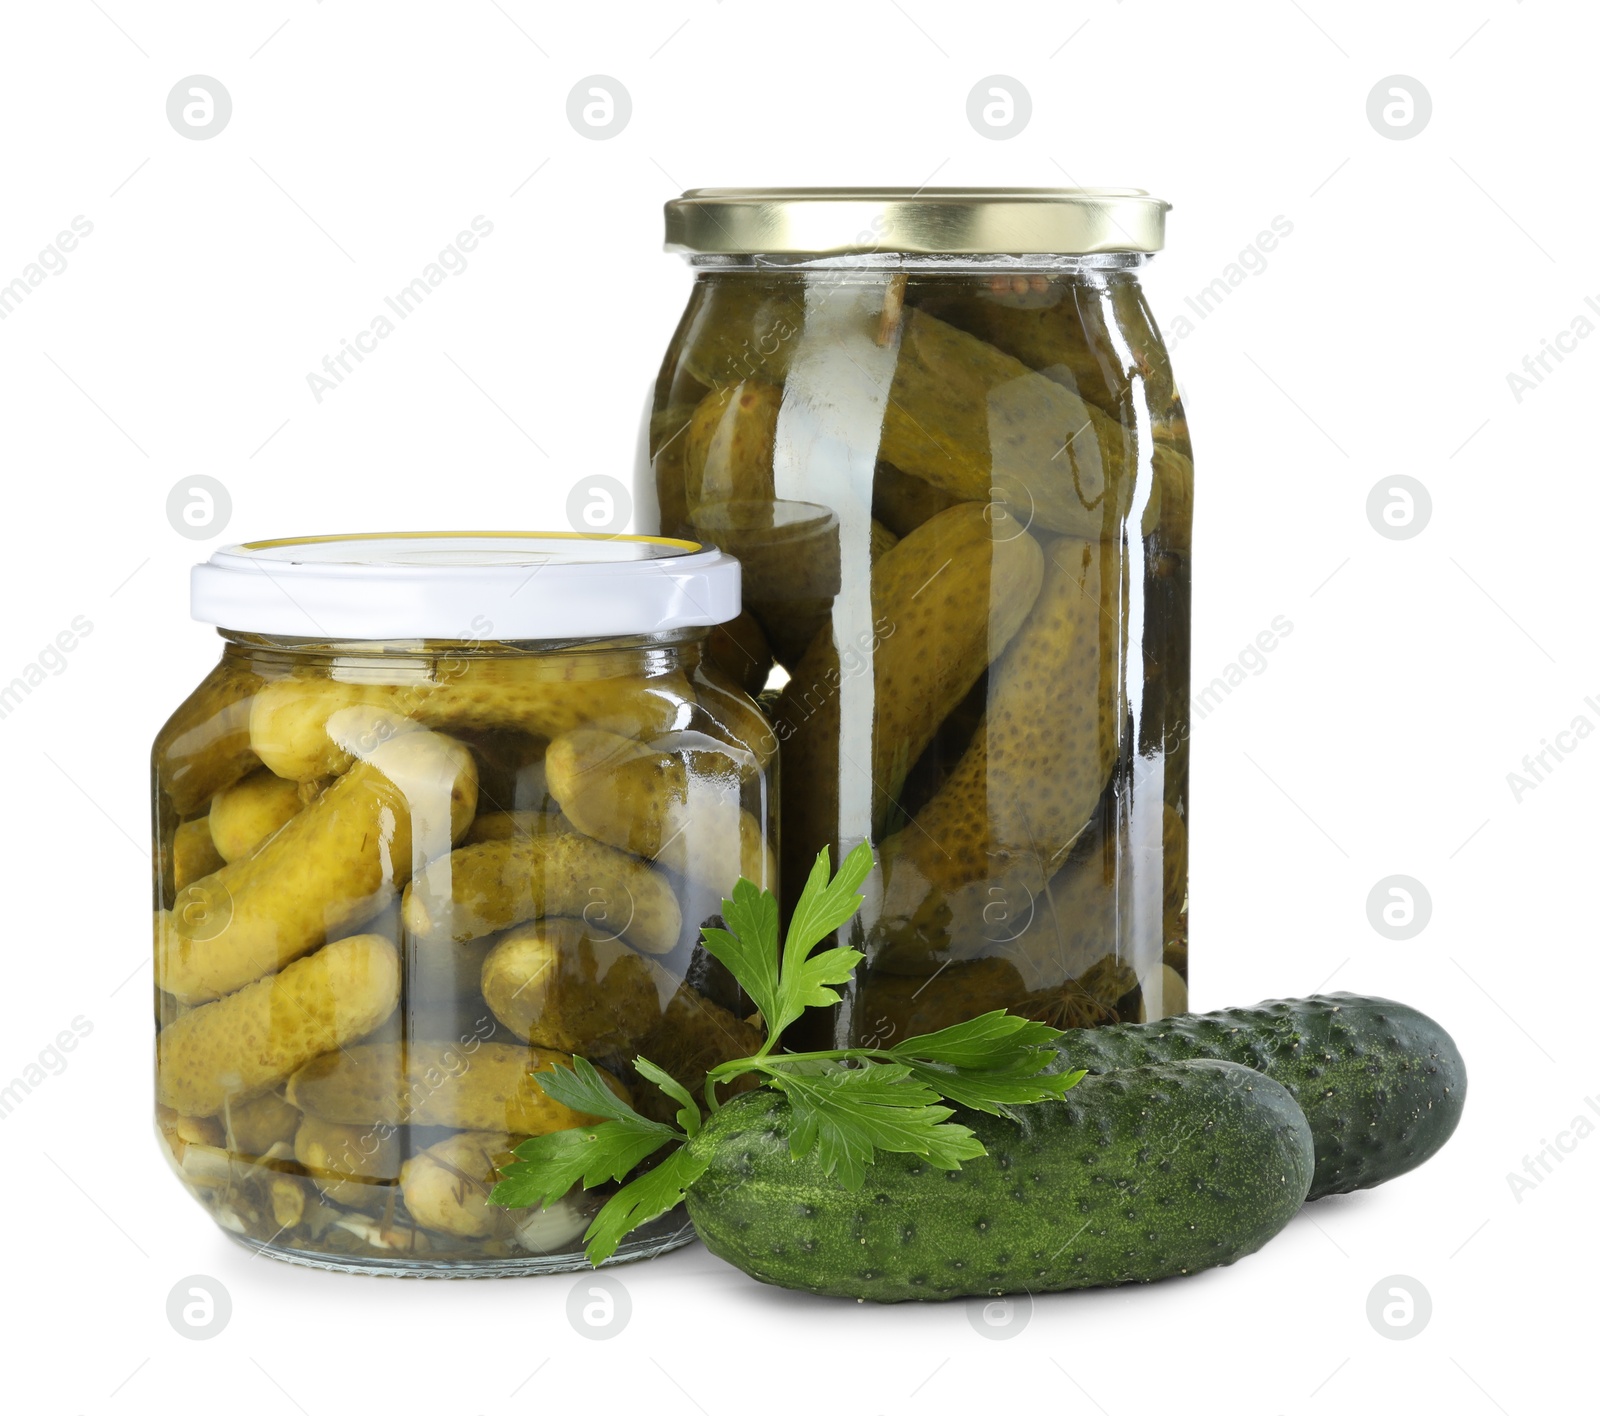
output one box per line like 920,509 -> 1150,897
190,532 -> 743,640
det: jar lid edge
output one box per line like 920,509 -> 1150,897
664,188 -> 1170,256
190,531 -> 743,640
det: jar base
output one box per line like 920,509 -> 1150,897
226,1224 -> 697,1278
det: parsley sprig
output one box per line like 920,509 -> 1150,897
491,842 -> 1086,1264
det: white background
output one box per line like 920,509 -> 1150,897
1,2 -> 1593,1413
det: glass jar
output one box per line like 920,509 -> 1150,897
640,188 -> 1191,1049
151,532 -> 773,1275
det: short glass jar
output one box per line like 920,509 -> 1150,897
151,533 -> 773,1275
642,188 -> 1191,1048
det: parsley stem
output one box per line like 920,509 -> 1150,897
704,1045 -> 901,1092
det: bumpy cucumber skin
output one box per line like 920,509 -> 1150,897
686,1059 -> 1313,1303
1052,994 -> 1466,1201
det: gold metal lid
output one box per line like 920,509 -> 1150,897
664,187 -> 1169,256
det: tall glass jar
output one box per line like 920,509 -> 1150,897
640,189 -> 1191,1049
151,533 -> 773,1275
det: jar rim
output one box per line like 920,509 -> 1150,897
190,531 -> 742,640
664,187 -> 1169,257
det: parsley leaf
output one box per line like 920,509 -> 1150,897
879,1011 -> 1088,1115
582,1146 -> 711,1266
887,1011 -> 1067,1068
700,877 -> 781,1038
785,840 -> 874,957
533,1055 -> 657,1127
898,1058 -> 1087,1114
762,1061 -> 986,1190
633,1056 -> 702,1137
702,841 -> 872,1049
491,1057 -> 684,1210
491,1122 -> 676,1212
769,841 -> 873,1042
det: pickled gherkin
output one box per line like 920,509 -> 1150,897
879,308 -> 1137,539
870,460 -> 961,539
912,275 -> 1127,419
650,188 -> 1189,1047
774,503 -> 1043,907
672,274 -> 808,392
870,535 -> 1125,972
684,380 -> 781,507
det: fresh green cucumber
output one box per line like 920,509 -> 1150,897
1051,993 -> 1465,1200
686,1059 -> 1313,1302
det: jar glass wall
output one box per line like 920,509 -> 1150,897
152,536 -> 773,1275
642,222 -> 1191,1049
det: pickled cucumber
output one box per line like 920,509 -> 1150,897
880,308 -> 1135,539
222,1090 -> 302,1157
544,727 -> 774,893
854,951 -> 1135,1046
172,818 -> 224,890
396,1131 -> 591,1249
873,536 -> 1123,968
871,461 -> 962,539
208,768 -> 306,861
156,933 -> 401,1116
910,277 -> 1125,421
1162,803 -> 1187,956
633,983 -> 765,1126
776,504 -> 1044,904
684,380 -> 781,507
250,665 -> 692,783
705,610 -> 775,698
480,920 -> 663,1055
400,833 -> 682,955
1153,442 -> 1194,553
461,808 -> 570,846
286,1040 -> 628,1133
400,1131 -> 520,1238
990,822 -> 1131,991
457,727 -> 550,816
910,277 -> 1188,450
677,275 -> 807,391
688,499 -> 841,669
153,657 -> 263,815
157,720 -> 478,1003
691,664 -> 779,775
408,933 -> 499,1005
294,1113 -> 402,1207
649,403 -> 698,540
1107,277 -> 1187,441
